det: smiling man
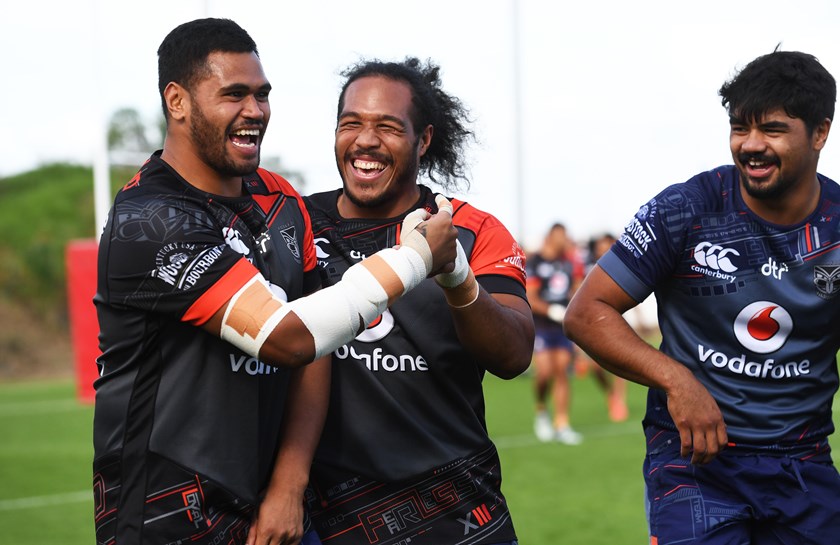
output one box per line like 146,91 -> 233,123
564,49 -> 840,544
302,57 -> 534,545
92,20 -> 457,545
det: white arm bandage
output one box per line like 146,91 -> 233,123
219,205 -> 438,361
287,246 -> 428,358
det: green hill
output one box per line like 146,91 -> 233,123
0,163 -> 133,378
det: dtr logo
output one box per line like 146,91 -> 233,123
733,301 -> 793,354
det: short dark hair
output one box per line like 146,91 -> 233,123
719,48 -> 836,133
337,57 -> 475,192
157,18 -> 258,119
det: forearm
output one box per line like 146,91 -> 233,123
449,291 -> 534,379
265,356 -> 330,496
563,297 -> 689,391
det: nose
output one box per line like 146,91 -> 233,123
242,95 -> 267,120
740,128 -> 767,153
354,124 -> 381,148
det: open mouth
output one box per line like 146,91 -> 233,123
742,155 -> 778,179
351,158 -> 387,179
229,128 -> 260,149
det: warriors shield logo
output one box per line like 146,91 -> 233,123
814,265 -> 840,299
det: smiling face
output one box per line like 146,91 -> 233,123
334,76 -> 432,218
163,50 -> 271,195
190,51 -> 270,176
730,107 -> 829,207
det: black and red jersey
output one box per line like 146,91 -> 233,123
303,185 -> 526,545
92,152 -> 319,544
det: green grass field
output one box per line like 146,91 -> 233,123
9,368 -> 840,544
0,369 -> 652,544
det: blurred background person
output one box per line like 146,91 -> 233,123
526,223 -> 584,444
575,233 -> 629,422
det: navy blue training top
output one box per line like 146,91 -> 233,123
601,165 -> 840,457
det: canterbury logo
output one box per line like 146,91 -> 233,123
693,242 -> 739,272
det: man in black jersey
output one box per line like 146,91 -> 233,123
92,21 -> 457,545
302,57 -> 535,545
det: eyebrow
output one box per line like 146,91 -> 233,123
728,116 -> 790,131
339,111 -> 407,128
219,82 -> 272,93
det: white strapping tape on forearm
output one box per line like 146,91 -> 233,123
220,275 -> 293,358
287,245 -> 429,359
435,239 -> 469,288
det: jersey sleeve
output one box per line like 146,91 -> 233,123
100,194 -> 258,326
452,200 -> 527,298
600,178 -> 706,302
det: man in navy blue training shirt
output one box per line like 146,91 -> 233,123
565,49 -> 840,544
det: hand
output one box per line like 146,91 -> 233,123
666,371 -> 728,465
245,489 -> 304,545
400,195 -> 457,276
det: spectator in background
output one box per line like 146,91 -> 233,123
576,233 -> 629,422
526,223 -> 585,444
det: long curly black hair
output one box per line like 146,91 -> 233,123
337,57 -> 475,193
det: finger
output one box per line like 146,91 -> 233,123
678,426 -> 693,459
245,521 -> 257,545
691,431 -> 709,465
402,208 -> 429,238
435,194 -> 453,216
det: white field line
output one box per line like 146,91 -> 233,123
0,490 -> 92,511
492,421 -> 639,449
0,422 -> 640,512
0,398 -> 89,416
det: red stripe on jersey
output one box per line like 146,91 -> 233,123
254,169 -> 318,273
450,198 -> 526,286
181,258 -> 259,325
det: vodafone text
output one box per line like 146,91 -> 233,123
229,354 -> 282,375
334,345 -> 429,372
698,345 -> 810,379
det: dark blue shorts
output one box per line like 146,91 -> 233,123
644,430 -> 840,544
534,325 -> 573,352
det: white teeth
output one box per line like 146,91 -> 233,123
354,160 -> 385,170
233,129 -> 260,136
231,140 -> 256,148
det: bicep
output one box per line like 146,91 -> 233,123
571,265 -> 639,315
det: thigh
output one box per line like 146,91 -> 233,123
301,529 -> 324,545
760,460 -> 840,545
645,446 -> 752,545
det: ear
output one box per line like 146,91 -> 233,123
813,117 -> 831,151
163,82 -> 189,122
417,124 -> 433,158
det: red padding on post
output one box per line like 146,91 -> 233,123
66,239 -> 100,404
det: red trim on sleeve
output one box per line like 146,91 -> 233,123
451,198 -> 527,286
181,258 -> 259,326
254,169 -> 318,273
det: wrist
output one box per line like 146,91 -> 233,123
442,271 -> 479,308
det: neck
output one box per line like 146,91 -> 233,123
740,176 -> 821,225
160,142 -> 243,198
337,184 -> 422,219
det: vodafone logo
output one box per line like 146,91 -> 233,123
733,301 -> 793,354
355,309 -> 395,342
